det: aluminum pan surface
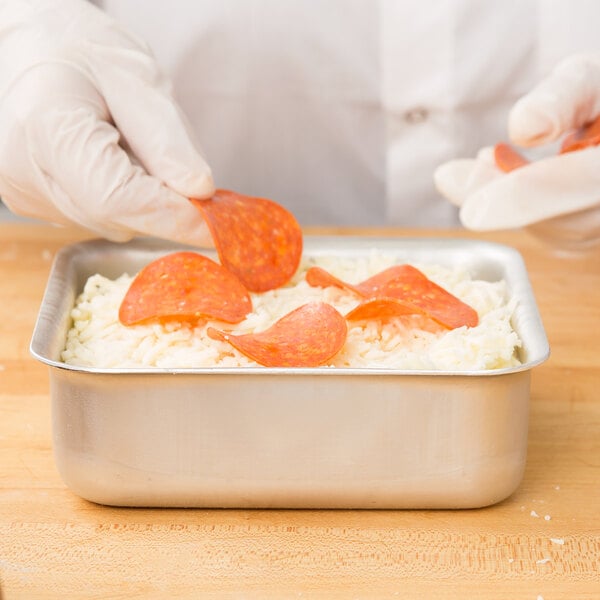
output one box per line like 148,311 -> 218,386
31,236 -> 550,376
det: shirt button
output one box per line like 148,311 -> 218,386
403,107 -> 429,124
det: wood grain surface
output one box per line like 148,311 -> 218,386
1,223 -> 599,599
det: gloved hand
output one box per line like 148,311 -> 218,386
0,0 -> 215,246
434,53 -> 600,248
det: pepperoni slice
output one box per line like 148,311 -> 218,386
307,265 -> 478,329
374,276 -> 479,329
207,302 -> 347,367
306,264 -> 424,296
345,297 -> 426,321
119,251 -> 252,326
494,143 -> 530,173
191,189 -> 303,292
560,115 -> 600,154
305,266 -> 363,295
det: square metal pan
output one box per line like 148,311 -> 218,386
31,236 -> 549,509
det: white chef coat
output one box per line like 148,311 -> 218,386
99,0 -> 600,227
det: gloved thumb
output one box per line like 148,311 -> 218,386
433,147 -> 500,208
459,146 -> 600,230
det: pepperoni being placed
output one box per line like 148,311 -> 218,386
494,115 -> 600,172
119,251 -> 252,326
307,264 -> 478,329
207,302 -> 347,367
191,189 -> 303,293
560,115 -> 600,154
494,142 -> 530,173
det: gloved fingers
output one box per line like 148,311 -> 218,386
433,146 -> 501,208
0,1 -> 214,243
459,146 -> 600,230
85,41 -> 215,200
509,54 -> 600,147
0,174 -> 72,226
29,100 -> 214,246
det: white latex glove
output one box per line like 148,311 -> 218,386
434,54 -> 600,247
0,0 -> 215,246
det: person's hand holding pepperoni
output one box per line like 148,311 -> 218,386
434,54 -> 600,249
0,0 -> 215,246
